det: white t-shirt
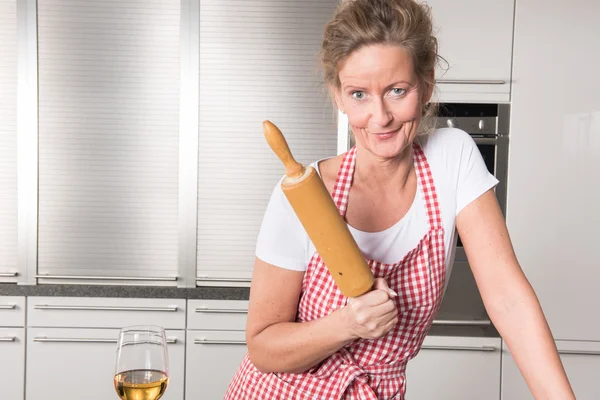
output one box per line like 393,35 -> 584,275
255,127 -> 498,283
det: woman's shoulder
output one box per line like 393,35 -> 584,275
417,127 -> 477,162
312,153 -> 344,194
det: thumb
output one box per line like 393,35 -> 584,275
373,277 -> 398,298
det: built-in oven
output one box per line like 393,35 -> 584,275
432,103 -> 510,337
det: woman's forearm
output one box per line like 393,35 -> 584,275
488,280 -> 575,399
247,308 -> 355,374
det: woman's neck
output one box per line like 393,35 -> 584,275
353,144 -> 414,191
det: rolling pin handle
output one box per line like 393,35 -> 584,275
262,120 -> 305,179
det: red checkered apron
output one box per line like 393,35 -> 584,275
225,143 -> 446,399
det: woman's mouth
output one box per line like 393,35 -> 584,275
372,128 -> 400,140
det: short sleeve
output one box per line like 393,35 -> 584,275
255,178 -> 309,271
455,131 -> 499,215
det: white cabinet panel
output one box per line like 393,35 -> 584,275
27,297 -> 186,329
187,299 -> 248,330
502,341 -> 600,400
506,0 -> 600,341
186,330 -> 247,400
406,336 -> 501,399
0,296 -> 25,327
0,328 -> 24,400
427,0 -> 515,102
26,328 -> 185,400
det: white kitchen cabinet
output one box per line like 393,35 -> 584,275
185,330 -> 247,400
406,336 -> 501,399
506,0 -> 600,341
427,0 -> 515,102
26,328 -> 185,400
0,296 -> 25,327
186,299 -> 248,398
502,341 -> 600,399
0,328 -> 25,400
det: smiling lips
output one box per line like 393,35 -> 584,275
372,127 -> 400,140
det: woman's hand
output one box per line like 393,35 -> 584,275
340,278 -> 399,340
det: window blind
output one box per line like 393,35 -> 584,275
0,0 -> 18,280
37,0 -> 181,281
196,0 -> 339,280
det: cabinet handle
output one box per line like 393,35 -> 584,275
0,272 -> 18,277
195,307 -> 247,314
432,319 -> 492,327
33,337 -> 178,344
196,276 -> 251,282
194,338 -> 246,345
436,79 -> 506,85
420,345 -> 497,352
0,304 -> 17,310
35,274 -> 177,282
558,350 -> 600,356
0,337 -> 16,342
33,305 -> 179,312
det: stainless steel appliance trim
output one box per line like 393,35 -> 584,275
432,319 -> 492,327
196,276 -> 251,282
421,345 -> 497,352
436,80 -> 506,85
195,307 -> 247,314
194,338 -> 246,345
0,272 -> 18,277
33,305 -> 179,312
558,350 -> 600,356
35,274 -> 177,281
435,116 -> 497,135
0,304 -> 17,310
0,337 -> 16,342
33,337 -> 178,344
177,0 -> 200,288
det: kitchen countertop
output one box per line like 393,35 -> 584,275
0,283 -> 250,300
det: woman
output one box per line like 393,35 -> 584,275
226,0 -> 575,398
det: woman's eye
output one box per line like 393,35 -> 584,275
351,91 -> 365,100
391,88 -> 406,96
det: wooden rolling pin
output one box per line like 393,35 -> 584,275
262,120 -> 374,297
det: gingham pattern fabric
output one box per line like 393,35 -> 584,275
225,144 -> 446,400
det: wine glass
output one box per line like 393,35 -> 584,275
114,325 -> 169,400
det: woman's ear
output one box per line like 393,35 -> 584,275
330,84 -> 344,113
422,72 -> 435,104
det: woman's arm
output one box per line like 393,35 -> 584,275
245,257 -> 397,374
456,189 -> 575,400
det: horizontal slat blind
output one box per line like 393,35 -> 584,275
197,0 -> 339,278
0,0 -> 18,281
37,0 -> 181,280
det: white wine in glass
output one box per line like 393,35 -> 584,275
114,326 -> 169,400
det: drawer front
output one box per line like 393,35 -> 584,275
0,328 -> 25,400
26,327 -> 185,400
187,299 -> 248,330
0,296 -> 26,327
186,330 -> 247,400
27,297 -> 186,329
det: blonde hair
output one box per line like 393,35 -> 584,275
320,0 -> 441,136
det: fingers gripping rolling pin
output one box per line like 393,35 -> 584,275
262,120 -> 375,297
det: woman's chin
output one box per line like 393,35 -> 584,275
366,137 -> 410,159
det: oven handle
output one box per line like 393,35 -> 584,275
472,137 -> 499,145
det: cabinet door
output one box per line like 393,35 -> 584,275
502,341 -> 600,400
0,328 -> 24,400
186,330 -> 247,399
26,328 -> 185,400
427,0 -> 515,102
506,0 -> 600,343
406,336 -> 501,399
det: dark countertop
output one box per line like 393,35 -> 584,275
0,283 -> 250,300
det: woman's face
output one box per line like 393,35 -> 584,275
334,44 -> 433,160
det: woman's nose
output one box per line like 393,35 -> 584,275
371,99 -> 393,127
